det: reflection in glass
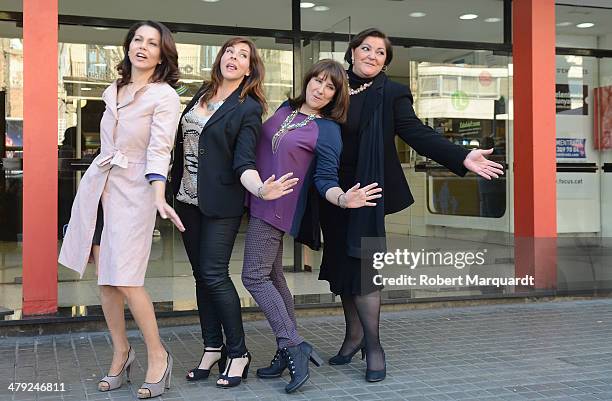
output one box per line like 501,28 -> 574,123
412,61 -> 508,218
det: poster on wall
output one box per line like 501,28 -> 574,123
555,56 -> 594,163
594,85 -> 612,150
556,84 -> 588,115
556,138 -> 586,159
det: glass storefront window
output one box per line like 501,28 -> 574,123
404,50 -> 510,219
556,4 -> 612,50
56,36 -> 294,310
54,0 -> 293,30
302,0 -> 505,43
0,37 -> 23,314
555,54 -> 611,235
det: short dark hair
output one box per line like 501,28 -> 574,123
117,20 -> 180,88
289,59 -> 349,123
344,28 -> 393,67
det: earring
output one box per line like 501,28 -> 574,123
382,65 -> 388,72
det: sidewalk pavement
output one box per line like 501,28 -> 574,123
1,299 -> 612,401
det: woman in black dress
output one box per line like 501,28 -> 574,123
318,28 -> 504,382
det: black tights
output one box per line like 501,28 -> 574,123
339,290 -> 385,371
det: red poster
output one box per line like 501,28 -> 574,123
594,86 -> 612,150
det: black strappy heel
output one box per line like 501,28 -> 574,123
186,345 -> 227,381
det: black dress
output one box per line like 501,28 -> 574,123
318,70 -> 471,296
318,70 -> 382,296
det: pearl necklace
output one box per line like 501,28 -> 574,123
272,109 -> 317,153
349,80 -> 372,95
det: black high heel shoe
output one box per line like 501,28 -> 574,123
328,340 -> 366,365
216,351 -> 251,388
365,349 -> 386,382
186,345 -> 227,381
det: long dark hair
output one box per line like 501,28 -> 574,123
116,20 -> 180,88
200,37 -> 267,114
344,27 -> 394,67
289,59 -> 349,123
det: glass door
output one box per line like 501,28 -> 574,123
386,47 -> 514,299
299,18 -> 351,274
0,38 -> 24,303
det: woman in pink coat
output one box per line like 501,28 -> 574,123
59,21 -> 184,399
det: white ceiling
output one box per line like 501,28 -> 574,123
1,0 -> 610,42
0,0 -> 608,77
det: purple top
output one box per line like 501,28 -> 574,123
247,103 -> 342,236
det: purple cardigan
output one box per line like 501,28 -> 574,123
247,103 -> 342,236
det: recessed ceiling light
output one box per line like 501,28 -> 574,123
313,5 -> 329,11
93,27 -> 109,31
300,2 -> 315,8
556,21 -> 572,27
459,14 -> 479,20
201,0 -> 221,2
484,17 -> 501,22
576,22 -> 595,28
409,12 -> 426,18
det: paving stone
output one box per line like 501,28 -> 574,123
1,300 -> 612,400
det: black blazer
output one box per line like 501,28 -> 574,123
363,74 -> 471,215
170,85 -> 263,218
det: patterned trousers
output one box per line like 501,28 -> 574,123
241,216 -> 304,348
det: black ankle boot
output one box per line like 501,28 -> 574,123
282,342 -> 323,393
256,349 -> 287,379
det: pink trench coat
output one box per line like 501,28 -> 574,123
59,82 -> 180,286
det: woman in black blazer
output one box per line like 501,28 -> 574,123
170,37 -> 297,388
318,28 -> 504,382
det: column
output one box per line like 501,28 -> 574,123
512,0 -> 558,288
22,0 -> 59,315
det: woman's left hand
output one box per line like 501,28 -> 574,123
155,199 -> 185,232
463,148 -> 505,180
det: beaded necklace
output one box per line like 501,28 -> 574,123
272,109 -> 317,153
349,80 -> 372,95
347,72 -> 373,95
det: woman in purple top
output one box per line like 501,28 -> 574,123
242,59 -> 382,394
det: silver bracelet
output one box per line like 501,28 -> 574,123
337,193 -> 347,209
257,185 -> 265,200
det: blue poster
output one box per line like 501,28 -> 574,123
556,138 -> 586,159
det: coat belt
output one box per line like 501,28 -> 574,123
96,150 -> 129,171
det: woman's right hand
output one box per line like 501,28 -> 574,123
260,172 -> 300,200
155,199 -> 185,232
343,182 -> 383,208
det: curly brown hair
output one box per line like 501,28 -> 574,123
116,20 -> 180,88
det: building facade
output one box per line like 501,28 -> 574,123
0,0 -> 611,320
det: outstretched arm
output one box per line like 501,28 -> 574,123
462,148 -> 504,179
